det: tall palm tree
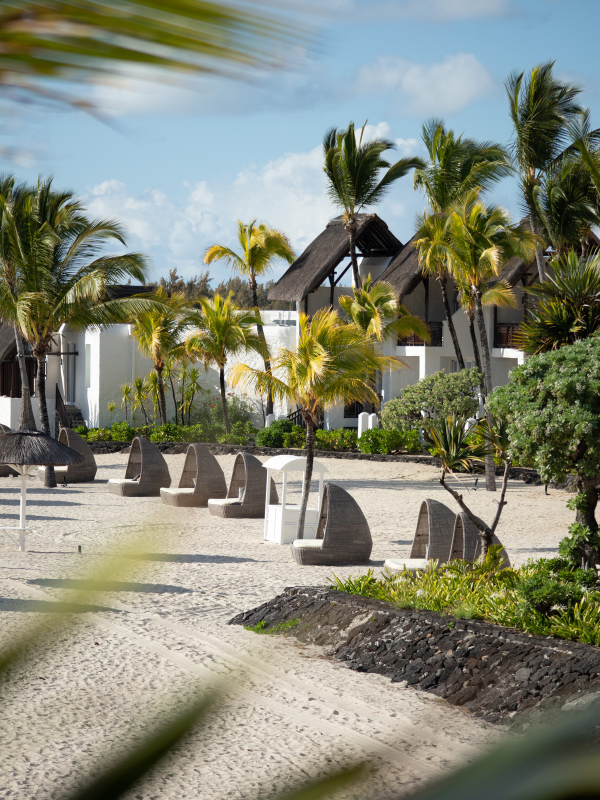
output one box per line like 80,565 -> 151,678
130,287 -> 189,427
323,121 -> 424,288
185,293 -> 266,433
0,178 -> 152,484
413,118 -> 512,369
506,61 -> 584,282
204,220 -> 295,415
230,307 -> 403,538
441,191 -> 537,490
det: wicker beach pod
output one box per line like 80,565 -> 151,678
161,444 -> 227,507
290,482 -> 372,566
410,499 -> 456,562
450,512 -> 511,568
0,424 -> 11,433
0,424 -> 16,476
208,452 -> 277,518
107,437 -> 171,497
38,428 -> 97,483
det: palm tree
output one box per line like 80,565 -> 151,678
130,287 -> 189,426
506,61 -> 584,282
0,2 -> 301,108
185,293 -> 267,434
518,251 -> 600,353
204,220 -> 295,415
229,307 -> 403,539
413,119 -> 512,369
323,121 -> 424,288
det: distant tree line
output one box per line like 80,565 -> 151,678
158,268 -> 295,310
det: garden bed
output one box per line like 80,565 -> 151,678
230,586 -> 600,724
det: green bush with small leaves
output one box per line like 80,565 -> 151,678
357,428 -> 422,455
282,425 -> 307,448
255,419 -> 294,447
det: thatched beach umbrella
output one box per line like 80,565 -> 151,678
0,431 -> 84,551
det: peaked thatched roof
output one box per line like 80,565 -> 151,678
0,324 -> 17,363
268,214 -> 402,302
376,235 -> 422,301
0,430 -> 85,466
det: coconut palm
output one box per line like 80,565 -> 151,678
204,220 -> 295,415
185,293 -> 266,434
323,121 -> 424,288
130,287 -> 189,426
229,307 -> 403,539
413,119 -> 512,369
506,61 -> 584,281
518,251 -> 600,354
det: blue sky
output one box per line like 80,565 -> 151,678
3,0 -> 599,286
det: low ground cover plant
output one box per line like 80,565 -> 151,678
331,551 -> 600,646
76,419 -> 257,446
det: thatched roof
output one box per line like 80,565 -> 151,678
0,324 -> 17,363
268,215 -> 402,302
376,235 -> 422,301
0,430 -> 85,466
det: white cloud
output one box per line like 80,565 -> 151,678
84,130 -> 424,284
355,53 -> 496,116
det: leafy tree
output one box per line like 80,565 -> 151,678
159,269 -> 212,302
381,369 -> 482,432
323,121 -> 423,287
130,287 -> 189,426
230,307 -> 402,539
488,335 -> 600,565
414,118 -> 512,368
158,269 -> 294,310
205,220 -> 295,415
185,292 -> 266,433
506,60 -> 584,281
519,251 -> 600,353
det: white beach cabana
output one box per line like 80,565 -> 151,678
262,455 -> 328,545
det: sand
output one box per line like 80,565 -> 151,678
0,453 -> 574,799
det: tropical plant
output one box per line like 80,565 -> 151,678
488,334 -> 600,565
323,121 -> 423,287
181,367 -> 205,425
131,376 -> 151,426
381,369 -> 482,432
518,251 -> 600,353
230,307 -> 403,538
185,293 -> 266,433
357,427 -> 421,455
130,287 -> 189,426
506,60 -> 584,281
255,419 -> 294,448
413,119 -> 512,368
121,384 -> 132,423
204,219 -> 295,415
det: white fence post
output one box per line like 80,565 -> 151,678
368,413 -> 378,430
265,414 -> 275,428
358,412 -> 369,438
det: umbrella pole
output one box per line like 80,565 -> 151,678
19,470 -> 27,551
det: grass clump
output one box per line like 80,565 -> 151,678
329,549 -> 600,646
244,619 -> 299,635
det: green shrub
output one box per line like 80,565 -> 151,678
86,427 -> 112,441
314,428 -> 358,451
357,428 -> 421,455
110,421 -> 135,441
282,425 -> 306,448
381,369 -> 482,432
218,421 -> 257,445
255,419 -> 293,447
515,573 -> 576,615
74,424 -> 88,437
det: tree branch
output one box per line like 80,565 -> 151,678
439,469 -> 491,538
490,458 -> 510,536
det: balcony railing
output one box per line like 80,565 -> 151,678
287,408 -> 323,430
399,321 -> 443,347
344,400 -> 364,419
494,323 -> 522,349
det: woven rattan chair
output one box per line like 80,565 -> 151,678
290,482 -> 372,566
450,512 -> 511,568
108,437 -> 171,497
384,498 -> 456,573
0,424 -> 16,477
208,452 -> 277,518
38,428 -> 97,483
161,444 -> 227,507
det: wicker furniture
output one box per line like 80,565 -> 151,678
161,444 -> 227,507
38,428 -> 97,483
107,437 -> 171,497
290,482 -> 372,566
0,424 -> 16,477
384,498 -> 456,573
208,452 -> 277,518
450,512 -> 511,568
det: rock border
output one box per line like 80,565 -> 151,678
230,586 -> 600,724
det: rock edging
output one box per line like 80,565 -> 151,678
230,586 -> 600,724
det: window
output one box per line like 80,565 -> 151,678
85,344 -> 91,388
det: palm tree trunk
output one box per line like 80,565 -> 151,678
36,353 -> 56,488
473,285 -> 496,492
528,210 -> 547,283
15,328 -> 35,431
219,366 -> 230,433
155,364 -> 167,425
345,221 -> 361,288
467,310 -> 485,395
439,275 -> 464,369
296,416 -> 315,540
169,375 -> 178,425
251,279 -> 273,416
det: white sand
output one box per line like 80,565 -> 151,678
0,454 -> 574,799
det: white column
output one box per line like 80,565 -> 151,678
358,412 -> 369,438
265,414 -> 275,428
368,413 -> 378,430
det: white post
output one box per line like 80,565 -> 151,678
263,469 -> 271,539
317,472 -> 324,514
265,414 -> 275,428
19,471 -> 27,551
358,412 -> 369,438
368,413 -> 378,430
276,415 -> 287,422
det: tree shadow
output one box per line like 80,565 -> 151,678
124,553 -> 262,564
0,499 -> 84,506
0,597 -> 117,613
28,578 -> 193,594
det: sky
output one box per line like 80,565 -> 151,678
2,0 -> 600,287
